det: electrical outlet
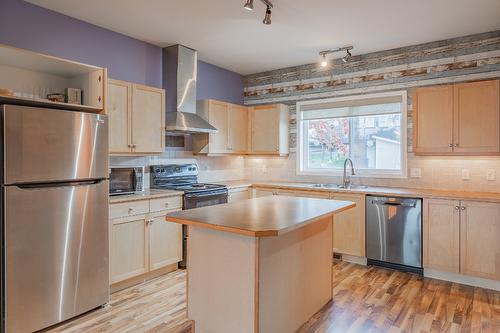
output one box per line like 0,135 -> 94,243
461,169 -> 470,181
486,169 -> 496,181
410,168 -> 421,178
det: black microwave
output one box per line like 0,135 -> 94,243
109,166 -> 144,196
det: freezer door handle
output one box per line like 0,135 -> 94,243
15,178 -> 106,189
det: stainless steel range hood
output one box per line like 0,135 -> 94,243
163,45 -> 217,134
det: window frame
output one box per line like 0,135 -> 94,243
296,91 -> 408,178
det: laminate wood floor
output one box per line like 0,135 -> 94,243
43,261 -> 499,333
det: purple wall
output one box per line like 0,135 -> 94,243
0,0 -> 244,104
197,61 -> 244,105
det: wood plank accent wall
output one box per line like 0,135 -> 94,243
243,31 -> 500,151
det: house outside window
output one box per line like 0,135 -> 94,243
296,91 -> 407,178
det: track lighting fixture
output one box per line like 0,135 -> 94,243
318,46 -> 354,67
263,6 -> 272,25
243,0 -> 274,25
244,0 -> 254,11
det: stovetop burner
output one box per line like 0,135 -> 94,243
149,163 -> 227,194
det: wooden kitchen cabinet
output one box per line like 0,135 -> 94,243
279,189 -> 329,199
254,188 -> 277,197
414,79 -> 500,155
228,187 -> 251,203
192,99 -> 248,154
460,201 -> 500,280
423,199 -> 460,273
453,80 -> 500,154
249,104 -> 289,156
423,198 -> 500,280
109,195 -> 183,287
149,211 -> 182,271
331,193 -> 365,257
108,79 -> 165,155
413,85 -> 454,154
110,215 -> 148,284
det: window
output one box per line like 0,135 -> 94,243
297,91 -> 407,178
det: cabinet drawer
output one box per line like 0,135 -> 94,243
110,200 -> 149,219
150,196 -> 183,212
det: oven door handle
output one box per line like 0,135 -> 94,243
184,192 -> 228,199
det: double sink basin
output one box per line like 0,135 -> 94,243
308,183 -> 368,190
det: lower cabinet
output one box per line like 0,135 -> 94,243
424,199 -> 500,280
110,197 -> 183,285
330,193 -> 365,257
149,212 -> 183,271
110,215 -> 148,283
228,187 -> 251,203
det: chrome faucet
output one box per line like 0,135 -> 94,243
342,158 -> 355,188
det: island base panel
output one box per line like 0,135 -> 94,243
187,217 -> 333,333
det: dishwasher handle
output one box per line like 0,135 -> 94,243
371,199 -> 417,208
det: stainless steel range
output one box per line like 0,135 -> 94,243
150,164 -> 228,267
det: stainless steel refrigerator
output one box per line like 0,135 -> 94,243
0,105 -> 109,333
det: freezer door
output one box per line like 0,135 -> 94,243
2,105 -> 108,185
4,180 -> 109,333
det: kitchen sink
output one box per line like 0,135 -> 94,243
309,183 -> 340,189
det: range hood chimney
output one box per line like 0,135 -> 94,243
163,45 -> 217,134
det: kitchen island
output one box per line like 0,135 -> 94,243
166,196 -> 355,333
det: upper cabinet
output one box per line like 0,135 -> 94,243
414,79 -> 499,155
192,100 -> 248,154
192,100 -> 288,156
249,104 -> 289,156
108,79 -> 165,155
0,44 -> 105,113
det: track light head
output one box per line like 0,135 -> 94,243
244,0 -> 254,11
263,6 -> 272,25
342,49 -> 352,63
320,54 -> 328,67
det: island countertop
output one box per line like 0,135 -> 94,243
166,196 -> 355,237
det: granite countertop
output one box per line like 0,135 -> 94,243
213,180 -> 500,203
166,196 -> 355,237
109,189 -> 184,204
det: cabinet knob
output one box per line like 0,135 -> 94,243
165,203 -> 169,207
461,206 -> 466,210
449,143 -> 454,148
455,206 -> 460,210
98,96 -> 102,102
98,75 -> 102,83
454,143 -> 459,147
128,208 -> 134,213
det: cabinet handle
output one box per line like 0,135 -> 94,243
454,143 -> 459,147
449,143 -> 453,148
98,75 -> 102,83
461,206 -> 466,211
131,144 -> 137,148
98,96 -> 102,102
128,208 -> 134,214
455,206 -> 460,210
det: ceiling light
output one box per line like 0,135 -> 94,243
263,6 -> 272,25
244,0 -> 254,11
342,49 -> 352,63
320,54 -> 328,67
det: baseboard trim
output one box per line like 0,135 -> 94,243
424,269 -> 500,291
111,263 -> 180,293
339,254 -> 367,266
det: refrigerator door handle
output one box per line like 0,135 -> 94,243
14,178 -> 106,189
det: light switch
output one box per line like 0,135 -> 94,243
486,169 -> 496,181
410,168 -> 421,178
461,169 -> 470,180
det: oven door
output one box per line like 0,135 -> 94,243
183,191 -> 228,209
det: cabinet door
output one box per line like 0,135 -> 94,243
131,84 -> 165,153
149,212 -> 182,271
228,104 -> 248,153
228,188 -> 250,203
413,85 -> 454,154
251,105 -> 280,153
453,80 -> 500,154
460,201 -> 500,280
254,188 -> 276,197
110,215 -> 147,283
107,79 -> 132,153
208,100 -> 230,153
278,189 -> 329,199
423,199 -> 460,273
331,193 -> 365,257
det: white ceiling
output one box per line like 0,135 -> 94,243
26,0 -> 500,75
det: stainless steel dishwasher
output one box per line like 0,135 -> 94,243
366,195 -> 422,274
